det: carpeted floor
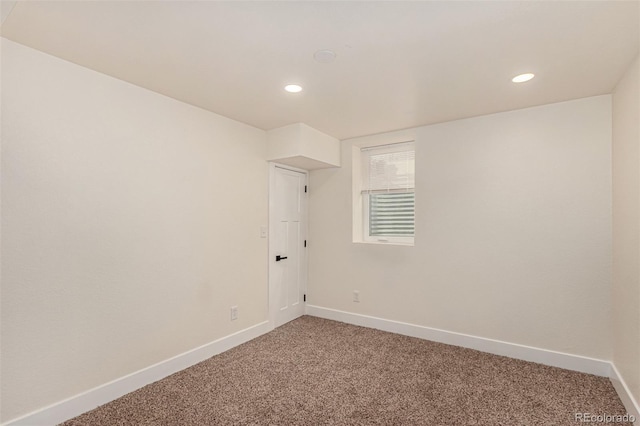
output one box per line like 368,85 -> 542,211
62,316 -> 630,425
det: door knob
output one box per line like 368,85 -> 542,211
276,255 -> 288,261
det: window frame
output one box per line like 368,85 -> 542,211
354,139 -> 415,246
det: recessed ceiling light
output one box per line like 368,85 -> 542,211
314,49 -> 336,63
512,73 -> 535,83
284,84 -> 303,93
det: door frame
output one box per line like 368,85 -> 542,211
268,162 -> 309,329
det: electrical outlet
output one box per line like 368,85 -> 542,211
353,290 -> 360,303
230,306 -> 238,321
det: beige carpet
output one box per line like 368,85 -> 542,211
62,316 -> 630,425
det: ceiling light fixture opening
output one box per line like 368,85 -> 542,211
314,49 -> 336,63
512,73 -> 535,83
284,84 -> 303,93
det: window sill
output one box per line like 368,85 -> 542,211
354,240 -> 414,247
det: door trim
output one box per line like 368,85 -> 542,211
268,162 -> 308,330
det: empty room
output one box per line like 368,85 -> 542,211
1,1 -> 639,425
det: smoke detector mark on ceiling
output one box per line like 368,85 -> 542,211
314,49 -> 337,64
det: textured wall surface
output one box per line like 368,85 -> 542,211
1,39 -> 268,422
309,95 -> 612,360
612,55 -> 640,406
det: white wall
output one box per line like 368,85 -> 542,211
612,55 -> 640,405
309,95 -> 612,360
0,39 -> 268,423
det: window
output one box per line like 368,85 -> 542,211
360,141 -> 415,244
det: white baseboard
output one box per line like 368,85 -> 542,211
6,309 -> 638,426
306,305 -> 640,423
305,305 -> 611,376
610,363 -> 640,425
2,321 -> 272,426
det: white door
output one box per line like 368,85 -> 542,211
269,164 -> 307,328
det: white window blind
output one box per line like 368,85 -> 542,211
361,142 -> 415,239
